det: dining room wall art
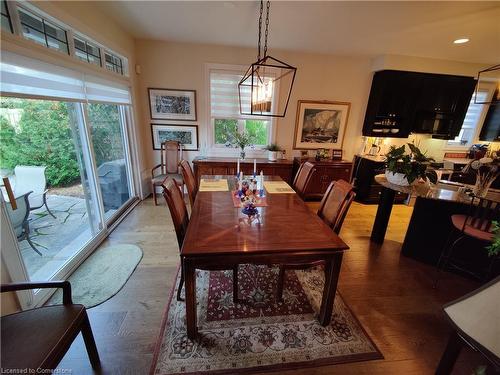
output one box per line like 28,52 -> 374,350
294,100 -> 351,150
148,88 -> 197,121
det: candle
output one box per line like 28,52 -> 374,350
259,170 -> 264,196
253,159 -> 256,176
240,171 -> 243,181
237,158 -> 240,176
179,144 -> 183,161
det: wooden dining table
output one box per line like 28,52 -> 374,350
181,175 -> 349,340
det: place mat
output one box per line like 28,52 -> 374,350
231,192 -> 268,207
264,180 -> 296,194
198,179 -> 229,192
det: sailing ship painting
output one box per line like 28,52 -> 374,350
294,101 -> 351,150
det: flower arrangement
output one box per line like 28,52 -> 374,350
384,143 -> 437,185
225,131 -> 255,159
486,221 -> 500,257
463,151 -> 499,197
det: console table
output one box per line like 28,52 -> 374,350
192,157 -> 294,184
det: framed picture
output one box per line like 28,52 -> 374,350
151,124 -> 199,151
148,88 -> 197,121
293,100 -> 351,150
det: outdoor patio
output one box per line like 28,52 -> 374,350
20,194 -> 94,280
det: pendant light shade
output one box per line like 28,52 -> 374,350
238,0 -> 297,118
475,64 -> 500,105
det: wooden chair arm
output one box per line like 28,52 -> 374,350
151,164 -> 162,178
1,281 -> 73,305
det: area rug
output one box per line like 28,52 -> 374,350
48,244 -> 143,308
151,265 -> 382,374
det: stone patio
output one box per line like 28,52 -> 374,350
20,194 -> 94,280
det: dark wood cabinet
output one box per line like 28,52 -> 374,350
192,157 -> 293,184
292,158 -> 352,200
351,155 -> 408,204
479,94 -> 500,142
363,70 -> 476,140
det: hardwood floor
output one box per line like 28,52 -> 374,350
57,198 -> 484,374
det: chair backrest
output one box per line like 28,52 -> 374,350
293,161 -> 315,198
318,180 -> 355,234
161,141 -> 181,175
14,166 -> 47,195
5,192 -> 31,237
179,159 -> 197,207
467,198 -> 500,233
162,178 -> 189,249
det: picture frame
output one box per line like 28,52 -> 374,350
293,100 -> 351,150
150,124 -> 199,151
148,88 -> 197,121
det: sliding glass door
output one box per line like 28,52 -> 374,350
0,97 -> 136,307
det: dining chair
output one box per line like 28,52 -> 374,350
162,178 -> 239,302
435,276 -> 500,374
276,179 -> 355,300
179,159 -> 198,208
151,141 -> 184,206
292,161 -> 316,199
1,281 -> 100,371
434,197 -> 500,288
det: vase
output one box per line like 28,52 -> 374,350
472,174 -> 495,198
240,150 -> 246,160
268,151 -> 277,161
385,170 -> 410,186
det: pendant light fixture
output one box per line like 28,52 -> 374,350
238,0 -> 297,117
474,64 -> 500,105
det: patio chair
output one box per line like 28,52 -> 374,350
14,166 -> 55,218
5,190 -> 42,256
151,141 -> 184,206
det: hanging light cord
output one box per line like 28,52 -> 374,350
264,0 -> 270,58
257,0 -> 270,60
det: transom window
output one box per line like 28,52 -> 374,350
104,52 -> 123,75
1,0 -> 12,33
18,7 -> 69,54
209,70 -> 273,148
447,90 -> 488,147
74,36 -> 101,66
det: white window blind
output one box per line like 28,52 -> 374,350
210,70 -> 267,120
0,51 -> 131,105
448,91 -> 488,146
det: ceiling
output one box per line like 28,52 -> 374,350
96,1 -> 500,64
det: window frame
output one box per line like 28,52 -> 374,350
104,51 -> 124,75
73,35 -> 102,67
444,83 -> 496,150
206,64 -> 277,156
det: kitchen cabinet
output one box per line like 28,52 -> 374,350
293,158 -> 352,200
362,70 -> 476,139
479,95 -> 500,142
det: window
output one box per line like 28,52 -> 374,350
74,36 -> 101,66
210,70 -> 273,147
104,51 -> 123,75
18,7 -> 69,54
1,0 -> 12,33
447,90 -> 488,147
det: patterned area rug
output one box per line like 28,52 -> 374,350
151,265 -> 382,375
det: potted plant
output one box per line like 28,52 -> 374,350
226,131 -> 255,159
265,143 -> 281,161
486,221 -> 500,257
384,143 -> 437,186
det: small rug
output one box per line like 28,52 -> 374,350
49,244 -> 143,308
151,265 -> 382,374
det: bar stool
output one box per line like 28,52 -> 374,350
434,197 -> 499,288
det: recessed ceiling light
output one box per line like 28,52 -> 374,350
453,38 -> 469,44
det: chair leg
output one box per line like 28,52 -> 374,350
436,331 -> 463,375
43,193 -> 56,219
153,183 -> 158,206
22,222 -> 42,256
80,312 -> 101,370
232,265 -> 239,303
434,235 -> 465,289
177,264 -> 185,302
276,266 -> 286,302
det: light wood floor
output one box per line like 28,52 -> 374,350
57,198 -> 483,374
